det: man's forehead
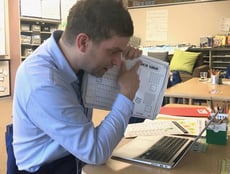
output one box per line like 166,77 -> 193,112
106,47 -> 124,52
100,36 -> 130,51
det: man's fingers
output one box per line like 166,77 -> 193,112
131,60 -> 142,72
119,61 -> 127,75
119,60 -> 141,78
123,46 -> 142,60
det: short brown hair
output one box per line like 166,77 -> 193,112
63,0 -> 134,44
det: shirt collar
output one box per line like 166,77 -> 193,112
47,30 -> 80,84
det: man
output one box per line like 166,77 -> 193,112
13,0 -> 142,174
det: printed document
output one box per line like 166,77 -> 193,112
124,118 -> 207,138
81,55 -> 169,120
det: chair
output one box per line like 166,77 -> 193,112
147,51 -> 169,62
167,71 -> 182,88
5,124 -> 82,174
168,50 -> 209,82
5,124 -> 18,174
225,66 -> 230,79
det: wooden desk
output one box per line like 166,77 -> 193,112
83,104 -> 229,174
82,138 -> 230,174
164,78 -> 230,104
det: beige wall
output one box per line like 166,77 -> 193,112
128,0 -> 230,46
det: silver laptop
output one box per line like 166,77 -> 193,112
112,113 -> 217,169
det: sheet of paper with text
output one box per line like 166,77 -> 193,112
82,55 -> 169,120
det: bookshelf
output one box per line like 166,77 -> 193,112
7,0 -> 61,96
188,47 -> 230,72
20,17 -> 60,60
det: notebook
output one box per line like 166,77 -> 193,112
112,113 -> 217,169
159,106 -> 211,117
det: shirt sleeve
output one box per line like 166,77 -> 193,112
26,84 -> 134,164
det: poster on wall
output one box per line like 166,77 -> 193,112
0,60 -> 10,97
145,10 -> 168,42
220,17 -> 230,32
0,0 -> 6,55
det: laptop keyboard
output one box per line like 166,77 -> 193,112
139,136 -> 189,163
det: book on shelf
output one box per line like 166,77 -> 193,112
81,55 -> 170,120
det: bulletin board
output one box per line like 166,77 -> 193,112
0,59 -> 10,97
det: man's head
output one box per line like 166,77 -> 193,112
60,0 -> 134,77
62,0 -> 133,45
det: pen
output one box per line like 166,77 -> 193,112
210,97 -> 214,113
172,121 -> 188,134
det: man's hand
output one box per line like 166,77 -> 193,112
118,60 -> 142,101
122,45 -> 142,60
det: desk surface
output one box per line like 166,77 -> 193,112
165,78 -> 230,104
82,104 -> 230,174
82,138 -> 230,174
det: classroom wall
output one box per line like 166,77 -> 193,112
0,0 -> 9,57
128,0 -> 230,47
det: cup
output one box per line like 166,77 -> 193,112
200,72 -> 208,81
211,75 -> 219,84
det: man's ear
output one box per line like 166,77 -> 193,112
76,33 -> 89,53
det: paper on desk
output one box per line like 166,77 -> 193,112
124,117 -> 207,138
175,119 -> 206,136
156,114 -> 207,136
124,119 -> 183,138
220,159 -> 230,174
223,81 -> 230,85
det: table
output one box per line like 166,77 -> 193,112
82,138 -> 230,174
82,104 -> 230,174
164,77 -> 230,104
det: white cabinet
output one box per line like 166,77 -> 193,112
20,0 -> 61,20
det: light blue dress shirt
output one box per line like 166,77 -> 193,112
13,31 -> 134,172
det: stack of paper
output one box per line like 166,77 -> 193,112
124,118 -> 207,138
